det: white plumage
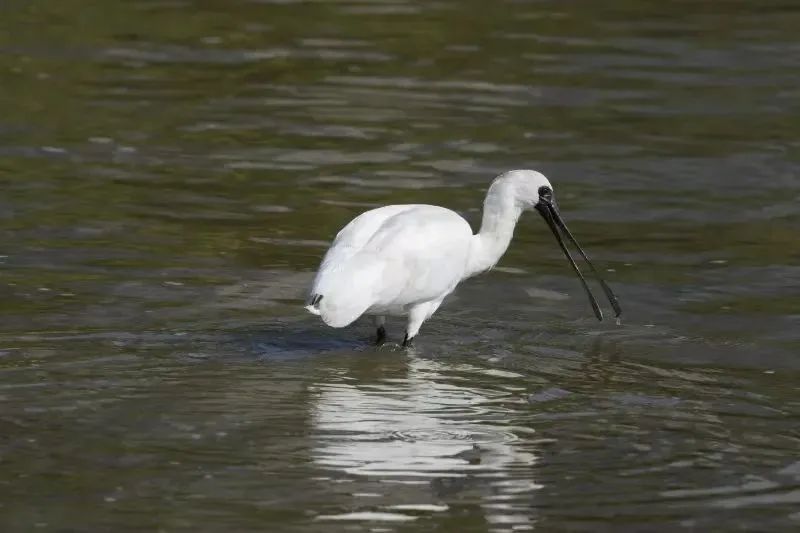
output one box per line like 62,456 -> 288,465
305,170 -> 620,345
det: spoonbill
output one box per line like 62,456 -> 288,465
305,170 -> 620,346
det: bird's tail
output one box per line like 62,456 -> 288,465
304,293 -> 323,316
306,254 -> 384,328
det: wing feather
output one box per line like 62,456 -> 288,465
307,205 -> 473,326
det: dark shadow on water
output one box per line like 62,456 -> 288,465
242,323 -> 373,361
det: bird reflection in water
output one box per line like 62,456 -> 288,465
309,355 -> 541,527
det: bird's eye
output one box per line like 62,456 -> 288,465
538,186 -> 552,199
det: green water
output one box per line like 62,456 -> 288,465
1,1 -> 799,531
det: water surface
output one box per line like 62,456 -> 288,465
1,0 -> 799,531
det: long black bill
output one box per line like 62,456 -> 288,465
535,202 -> 622,320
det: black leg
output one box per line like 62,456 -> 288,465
375,326 -> 387,346
402,333 -> 414,347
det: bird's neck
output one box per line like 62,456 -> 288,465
467,181 -> 523,277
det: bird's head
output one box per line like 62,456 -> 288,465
497,169 -> 553,209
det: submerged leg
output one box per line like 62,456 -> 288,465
374,315 -> 387,345
402,333 -> 413,347
403,299 -> 444,347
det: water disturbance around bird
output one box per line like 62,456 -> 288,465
1,1 -> 799,531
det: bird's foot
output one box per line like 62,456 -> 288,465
402,333 -> 414,347
375,326 -> 387,346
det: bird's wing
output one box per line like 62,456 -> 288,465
362,206 -> 474,307
308,205 -> 420,326
319,204 -> 419,269
308,205 -> 473,328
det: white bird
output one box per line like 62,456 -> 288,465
305,170 -> 620,346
